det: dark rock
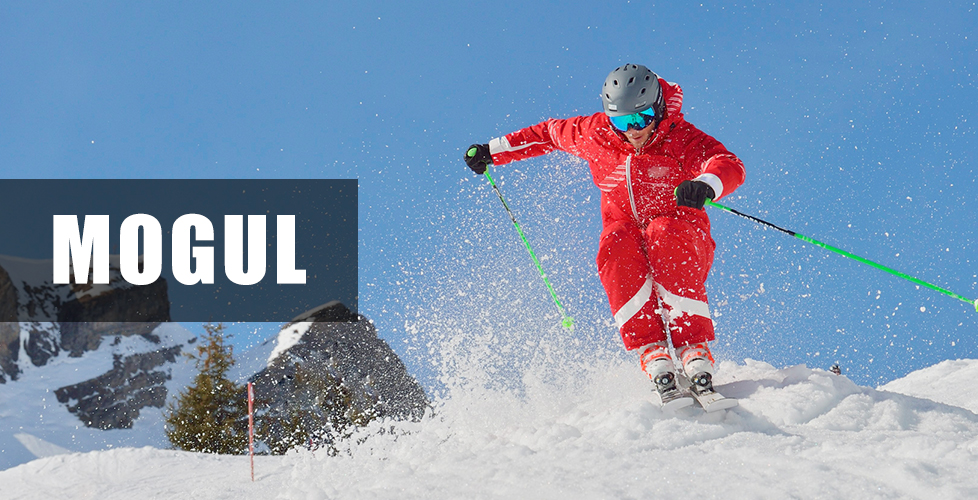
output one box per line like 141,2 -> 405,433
0,323 -> 16,384
0,265 -> 19,383
54,345 -> 182,430
58,279 -> 169,357
24,322 -> 60,367
290,301 -> 360,323
252,303 -> 428,423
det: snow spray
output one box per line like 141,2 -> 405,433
471,149 -> 575,330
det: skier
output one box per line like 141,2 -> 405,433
463,64 -> 745,409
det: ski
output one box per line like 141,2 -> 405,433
652,371 -> 695,412
676,372 -> 739,412
659,393 -> 695,413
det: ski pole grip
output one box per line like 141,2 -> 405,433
467,147 -> 478,158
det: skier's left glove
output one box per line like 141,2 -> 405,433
675,180 -> 716,210
464,143 -> 492,175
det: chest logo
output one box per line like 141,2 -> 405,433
648,166 -> 669,178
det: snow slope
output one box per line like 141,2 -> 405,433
0,323 -> 197,471
3,357 -> 978,499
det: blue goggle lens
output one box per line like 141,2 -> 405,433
609,109 -> 657,132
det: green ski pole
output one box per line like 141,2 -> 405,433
468,148 -> 575,329
705,199 -> 978,312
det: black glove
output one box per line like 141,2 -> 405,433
464,143 -> 492,175
675,180 -> 716,210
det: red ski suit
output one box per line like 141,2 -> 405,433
488,80 -> 745,350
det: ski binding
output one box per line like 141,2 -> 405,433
676,371 -> 738,412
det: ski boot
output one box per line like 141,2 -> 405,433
679,343 -> 717,397
640,342 -> 693,411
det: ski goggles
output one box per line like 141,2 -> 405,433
609,108 -> 657,132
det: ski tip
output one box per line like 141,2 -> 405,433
661,397 -> 695,413
704,398 -> 739,413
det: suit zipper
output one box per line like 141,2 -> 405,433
625,154 -> 640,223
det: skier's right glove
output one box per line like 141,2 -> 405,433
464,143 -> 492,175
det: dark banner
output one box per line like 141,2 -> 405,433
0,179 -> 357,323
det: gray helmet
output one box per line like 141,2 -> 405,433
601,64 -> 664,119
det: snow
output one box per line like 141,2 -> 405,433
12,433 -> 70,459
267,321 -> 312,365
3,354 -> 978,499
0,323 -> 196,472
880,359 -> 978,414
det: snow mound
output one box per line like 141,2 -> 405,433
880,358 -> 978,414
3,359 -> 978,499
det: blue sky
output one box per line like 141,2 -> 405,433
1,1 -> 976,387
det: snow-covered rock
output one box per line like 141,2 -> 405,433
242,302 -> 429,427
0,322 -> 196,471
0,254 -> 169,382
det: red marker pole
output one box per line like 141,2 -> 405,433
248,382 -> 255,482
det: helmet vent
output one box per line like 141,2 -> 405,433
601,63 -> 660,117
